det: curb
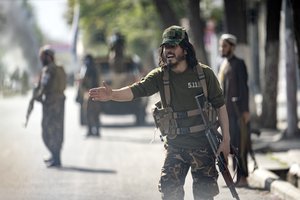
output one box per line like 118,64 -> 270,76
249,168 -> 300,200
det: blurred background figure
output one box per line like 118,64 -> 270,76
29,46 -> 66,168
217,34 -> 250,187
108,31 -> 125,73
76,54 -> 100,138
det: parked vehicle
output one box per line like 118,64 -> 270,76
76,32 -> 148,126
94,55 -> 148,126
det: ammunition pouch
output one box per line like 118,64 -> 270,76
153,102 -> 177,139
205,102 -> 218,125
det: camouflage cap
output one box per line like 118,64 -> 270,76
220,34 -> 237,46
161,25 -> 187,46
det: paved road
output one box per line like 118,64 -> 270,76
0,87 -> 282,200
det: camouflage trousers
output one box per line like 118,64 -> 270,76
42,96 -> 65,158
159,146 -> 219,200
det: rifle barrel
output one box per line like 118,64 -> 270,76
24,100 -> 34,128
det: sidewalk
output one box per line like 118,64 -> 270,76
248,129 -> 300,200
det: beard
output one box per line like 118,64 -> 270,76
221,49 -> 233,58
166,54 -> 186,68
41,58 -> 51,66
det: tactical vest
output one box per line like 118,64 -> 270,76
153,63 -> 217,139
46,65 -> 66,96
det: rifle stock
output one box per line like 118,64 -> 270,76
195,94 -> 240,200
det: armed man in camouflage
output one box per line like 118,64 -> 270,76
89,26 -> 230,200
30,46 -> 66,168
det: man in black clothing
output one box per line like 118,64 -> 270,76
217,34 -> 250,187
79,54 -> 100,137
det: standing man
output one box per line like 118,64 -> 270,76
217,34 -> 250,187
78,54 -> 100,137
30,46 -> 66,168
89,25 -> 230,200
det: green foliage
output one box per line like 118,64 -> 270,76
168,0 -> 186,19
67,0 -> 162,59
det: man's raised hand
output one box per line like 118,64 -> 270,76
89,81 -> 112,101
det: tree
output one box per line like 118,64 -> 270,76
285,0 -> 299,137
185,0 -> 208,64
223,0 -> 247,44
152,0 -> 180,28
290,0 -> 300,82
261,0 -> 282,128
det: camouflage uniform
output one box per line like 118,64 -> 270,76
42,93 -> 65,165
34,52 -> 66,167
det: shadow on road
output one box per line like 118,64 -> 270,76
100,122 -> 155,128
57,166 -> 117,174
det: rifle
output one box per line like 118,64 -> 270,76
24,87 -> 40,128
195,94 -> 240,200
24,99 -> 34,128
